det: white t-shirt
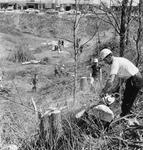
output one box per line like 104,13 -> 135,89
110,57 -> 139,79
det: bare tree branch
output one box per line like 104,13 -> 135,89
94,12 -> 120,34
80,22 -> 101,48
100,1 -> 120,32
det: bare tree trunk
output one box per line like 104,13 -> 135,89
120,0 -> 128,57
73,20 -> 77,105
73,0 -> 78,104
125,0 -> 133,45
72,0 -> 100,103
135,0 -> 143,66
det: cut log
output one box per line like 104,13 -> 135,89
1,144 -> 18,150
94,104 -> 114,122
75,104 -> 114,123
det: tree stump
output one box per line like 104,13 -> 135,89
80,77 -> 89,91
39,108 -> 63,149
31,99 -> 63,149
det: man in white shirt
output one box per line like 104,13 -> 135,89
100,48 -> 143,117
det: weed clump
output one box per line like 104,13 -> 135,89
7,42 -> 34,63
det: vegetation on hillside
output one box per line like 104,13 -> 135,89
0,0 -> 142,149
7,40 -> 35,62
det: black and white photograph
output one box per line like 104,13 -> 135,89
0,0 -> 142,149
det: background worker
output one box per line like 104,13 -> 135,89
58,40 -> 61,52
61,40 -> 64,47
88,58 -> 101,92
31,73 -> 38,92
90,58 -> 100,80
100,48 -> 143,117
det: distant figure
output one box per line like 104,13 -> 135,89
32,74 -> 38,92
60,64 -> 66,75
54,45 -> 58,51
89,58 -> 101,92
90,58 -> 100,80
54,64 -> 68,77
61,40 -> 64,47
58,40 -> 62,52
54,64 -> 61,77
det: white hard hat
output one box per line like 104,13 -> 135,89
100,49 -> 112,60
93,58 -> 98,63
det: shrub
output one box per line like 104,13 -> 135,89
92,37 -> 120,57
7,41 -> 34,63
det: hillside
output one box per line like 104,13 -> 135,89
0,12 -> 142,150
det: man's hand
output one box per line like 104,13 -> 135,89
99,90 -> 106,98
103,75 -> 116,93
99,74 -> 116,99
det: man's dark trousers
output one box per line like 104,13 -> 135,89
120,74 -> 143,117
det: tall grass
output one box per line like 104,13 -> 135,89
7,41 -> 34,63
17,91 -> 143,150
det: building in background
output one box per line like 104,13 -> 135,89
58,0 -> 97,11
0,0 -> 120,10
0,0 -> 50,10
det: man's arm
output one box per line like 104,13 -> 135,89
102,74 -> 116,94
